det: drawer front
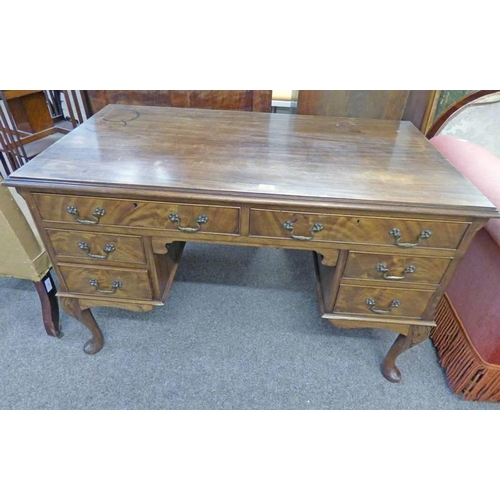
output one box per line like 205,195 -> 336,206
34,194 -> 240,235
334,284 -> 434,319
59,265 -> 153,300
343,252 -> 451,285
47,229 -> 147,264
249,209 -> 467,249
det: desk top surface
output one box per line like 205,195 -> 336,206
7,104 -> 496,215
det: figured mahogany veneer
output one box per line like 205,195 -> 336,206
59,264 -> 153,300
5,104 -> 498,384
34,195 -> 240,235
249,209 -> 468,249
343,252 -> 451,286
47,229 -> 147,265
334,284 -> 435,319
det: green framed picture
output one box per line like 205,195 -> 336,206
433,90 -> 474,122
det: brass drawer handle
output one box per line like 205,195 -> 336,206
78,242 -> 116,260
282,221 -> 324,241
365,298 -> 401,315
67,205 -> 106,225
168,213 -> 208,233
376,263 -> 416,280
88,279 -> 123,294
390,228 -> 432,248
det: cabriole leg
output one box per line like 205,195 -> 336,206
382,325 -> 430,383
61,297 -> 104,354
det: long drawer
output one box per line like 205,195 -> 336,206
34,194 -> 240,235
47,229 -> 147,265
249,209 -> 468,250
343,251 -> 451,285
58,264 -> 153,300
334,284 -> 434,319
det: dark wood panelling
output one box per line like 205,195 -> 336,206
87,90 -> 272,114
297,90 -> 409,119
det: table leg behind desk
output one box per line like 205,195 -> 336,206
313,250 -> 347,315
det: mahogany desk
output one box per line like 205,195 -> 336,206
6,105 -> 498,382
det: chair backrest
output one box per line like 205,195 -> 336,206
0,94 -> 29,175
426,90 -> 500,154
43,90 -> 93,129
426,90 -> 500,247
86,90 -> 272,114
296,90 -> 410,119
61,90 -> 93,128
0,90 -> 92,177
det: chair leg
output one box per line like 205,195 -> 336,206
33,271 -> 62,338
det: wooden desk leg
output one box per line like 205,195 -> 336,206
382,325 -> 430,383
61,297 -> 104,355
33,271 -> 61,338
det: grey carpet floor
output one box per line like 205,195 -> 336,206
0,243 -> 497,410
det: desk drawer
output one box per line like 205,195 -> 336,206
59,264 -> 153,300
334,284 -> 434,319
47,229 -> 147,264
343,252 -> 451,285
249,209 -> 467,249
34,194 -> 240,235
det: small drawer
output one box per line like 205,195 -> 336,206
34,194 -> 240,235
249,209 -> 467,249
334,284 -> 434,319
47,229 -> 147,264
58,264 -> 153,300
343,252 -> 451,285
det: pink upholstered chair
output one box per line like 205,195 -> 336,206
428,90 -> 500,401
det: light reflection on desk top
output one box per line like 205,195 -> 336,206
7,104 -> 496,214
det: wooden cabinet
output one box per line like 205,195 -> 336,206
297,90 -> 410,119
296,90 -> 448,134
2,90 -> 54,133
86,90 -> 272,113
